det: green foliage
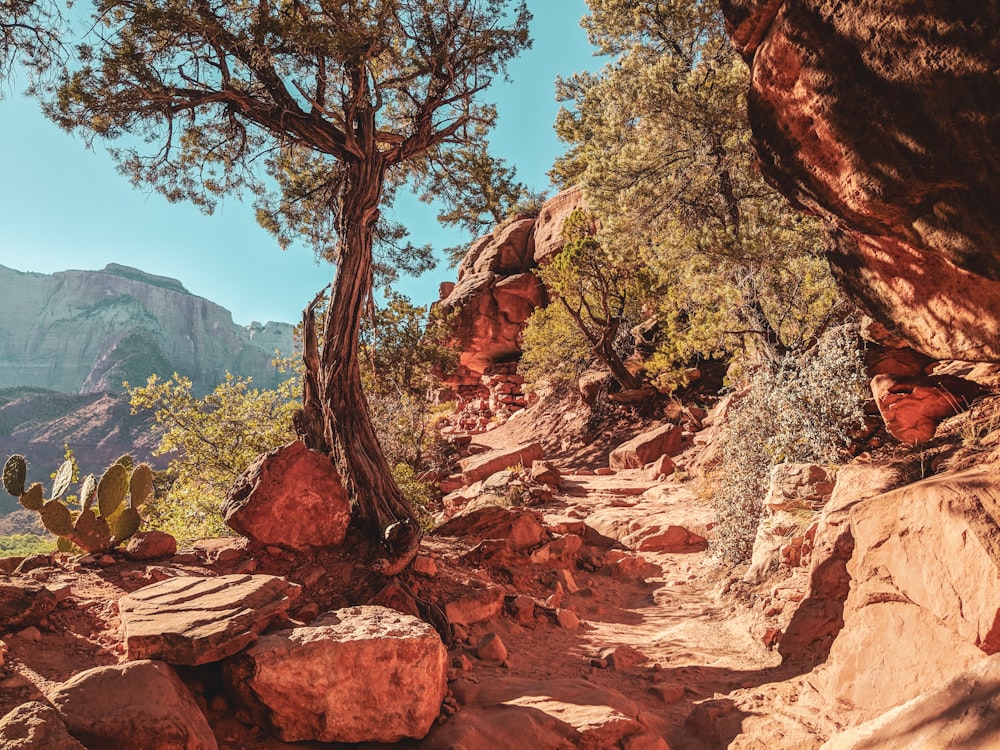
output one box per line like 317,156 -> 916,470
550,0 -> 846,387
127,371 -> 299,545
0,534 -> 56,558
0,0 -> 63,99
390,463 -> 438,531
520,301 -> 598,394
711,327 -> 868,563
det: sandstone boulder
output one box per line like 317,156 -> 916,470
720,0 -> 1000,362
871,373 -> 986,444
578,369 -> 611,405
119,574 -> 300,665
458,441 -> 544,485
445,585 -> 506,626
47,660 -> 217,750
0,701 -> 85,750
124,530 -> 178,560
222,440 -> 350,550
821,652 -> 1000,749
434,505 -> 547,548
609,424 -> 683,470
226,606 -> 447,744
819,468 -> 1000,719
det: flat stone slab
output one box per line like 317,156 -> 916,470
119,574 -> 300,665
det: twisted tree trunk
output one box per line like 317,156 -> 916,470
296,158 -> 420,574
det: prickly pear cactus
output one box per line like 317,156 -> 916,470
40,500 -> 73,536
114,454 -> 134,472
79,474 -> 97,512
50,459 -> 74,500
3,455 -> 26,497
97,463 -> 129,518
112,507 -> 142,546
71,509 -> 113,553
129,463 -> 154,509
20,482 -> 44,511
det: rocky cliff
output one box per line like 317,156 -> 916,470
720,0 -> 1000,361
0,263 -> 295,394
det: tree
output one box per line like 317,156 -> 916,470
533,207 -> 650,390
551,0 -> 844,384
1,0 -> 61,97
49,0 -> 531,568
126,372 -> 299,542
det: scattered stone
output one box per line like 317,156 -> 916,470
645,454 -> 676,481
765,463 -> 836,513
650,682 -> 686,704
225,606 -> 447,744
609,423 -> 683,470
47,660 -> 218,750
578,369 -> 612,405
0,701 -> 86,750
510,595 -> 535,624
600,645 -> 647,671
119,574 -> 300,665
124,530 -> 178,560
529,534 -> 582,567
97,554 -> 115,567
556,609 -> 580,630
222,440 -> 351,550
16,626 -> 42,643
529,460 -> 562,488
604,551 -> 660,581
445,586 -> 506,626
369,580 -> 420,618
476,632 -> 508,662
413,555 -> 438,577
556,568 -> 580,594
0,581 -> 57,629
762,628 -> 782,649
13,554 -> 51,575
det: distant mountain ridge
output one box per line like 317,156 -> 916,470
0,263 -> 297,485
0,263 -> 295,394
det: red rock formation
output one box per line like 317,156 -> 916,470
721,0 -> 1000,361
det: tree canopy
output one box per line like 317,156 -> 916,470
48,0 -> 532,567
539,0 -> 844,389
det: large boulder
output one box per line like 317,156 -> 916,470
609,424 -> 683,470
821,652 -> 1000,750
47,660 -> 217,750
0,701 -> 85,750
532,185 -> 587,265
720,0 -> 1000,362
222,440 -> 350,550
225,605 -> 447,744
818,467 -> 1000,720
119,574 -> 300,665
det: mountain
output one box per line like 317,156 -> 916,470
0,263 -> 295,394
0,263 -> 296,476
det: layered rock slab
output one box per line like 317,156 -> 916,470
225,605 -> 447,743
119,574 -> 300,665
47,660 -> 217,750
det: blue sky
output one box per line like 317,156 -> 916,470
0,1 -> 598,326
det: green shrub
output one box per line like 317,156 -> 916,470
0,534 -> 56,557
711,326 -> 868,563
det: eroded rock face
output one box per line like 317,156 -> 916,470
47,660 -> 217,750
0,701 -> 85,750
225,605 -> 447,744
721,0 -> 1000,361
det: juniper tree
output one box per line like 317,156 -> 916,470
48,0 -> 530,569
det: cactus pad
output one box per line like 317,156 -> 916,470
97,463 -> 129,518
56,536 -> 74,553
71,509 -> 112,553
40,500 -> 73,536
20,482 -> 44,511
114,454 -> 134,472
3,455 -> 26,497
51,459 -> 74,500
79,474 -> 97,512
129,463 -> 154,509
113,507 -> 142,545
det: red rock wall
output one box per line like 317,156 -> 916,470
721,0 -> 1000,361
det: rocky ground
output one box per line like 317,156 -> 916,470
1,379 -> 999,749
